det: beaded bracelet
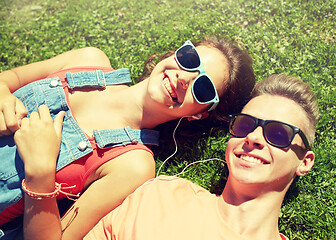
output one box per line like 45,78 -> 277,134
22,179 -> 80,200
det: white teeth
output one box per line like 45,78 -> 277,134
163,77 -> 177,99
240,155 -> 262,164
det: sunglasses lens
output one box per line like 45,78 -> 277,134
176,45 -> 200,69
264,122 -> 294,147
230,115 -> 256,137
193,75 -> 217,103
230,114 -> 299,148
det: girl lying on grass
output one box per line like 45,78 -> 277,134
0,38 -> 255,239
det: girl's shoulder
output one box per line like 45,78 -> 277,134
47,66 -> 114,79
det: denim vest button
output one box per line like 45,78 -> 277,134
77,141 -> 88,151
50,80 -> 60,87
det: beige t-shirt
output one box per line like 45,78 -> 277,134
84,176 -> 288,240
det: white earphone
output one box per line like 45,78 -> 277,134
156,116 -> 226,177
191,113 -> 202,120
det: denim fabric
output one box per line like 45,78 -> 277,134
0,69 -> 159,238
0,223 -> 23,239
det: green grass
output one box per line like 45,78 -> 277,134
1,0 -> 335,239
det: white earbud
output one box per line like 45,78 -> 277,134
191,113 -> 202,120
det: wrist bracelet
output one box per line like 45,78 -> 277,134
22,179 -> 80,200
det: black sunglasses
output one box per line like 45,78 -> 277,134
229,113 -> 311,150
175,40 -> 219,111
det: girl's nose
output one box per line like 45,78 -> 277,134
176,71 -> 198,90
178,77 -> 188,89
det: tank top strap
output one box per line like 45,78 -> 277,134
93,127 -> 159,148
65,68 -> 132,89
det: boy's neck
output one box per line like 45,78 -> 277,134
218,183 -> 285,240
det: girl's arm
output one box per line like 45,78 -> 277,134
14,105 -> 64,240
14,105 -> 155,240
0,47 -> 111,92
0,47 -> 111,135
60,150 -> 155,239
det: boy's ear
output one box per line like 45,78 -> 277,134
296,151 -> 315,176
187,112 -> 209,121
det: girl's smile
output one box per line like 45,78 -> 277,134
162,74 -> 178,103
146,45 -> 229,117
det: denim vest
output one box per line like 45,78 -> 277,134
0,69 -> 159,238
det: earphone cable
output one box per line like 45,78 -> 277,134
156,117 -> 184,177
156,117 -> 226,177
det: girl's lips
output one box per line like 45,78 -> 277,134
163,76 -> 178,102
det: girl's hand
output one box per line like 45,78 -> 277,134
14,105 -> 64,179
0,84 -> 27,136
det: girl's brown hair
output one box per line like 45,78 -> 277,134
140,37 -> 255,141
